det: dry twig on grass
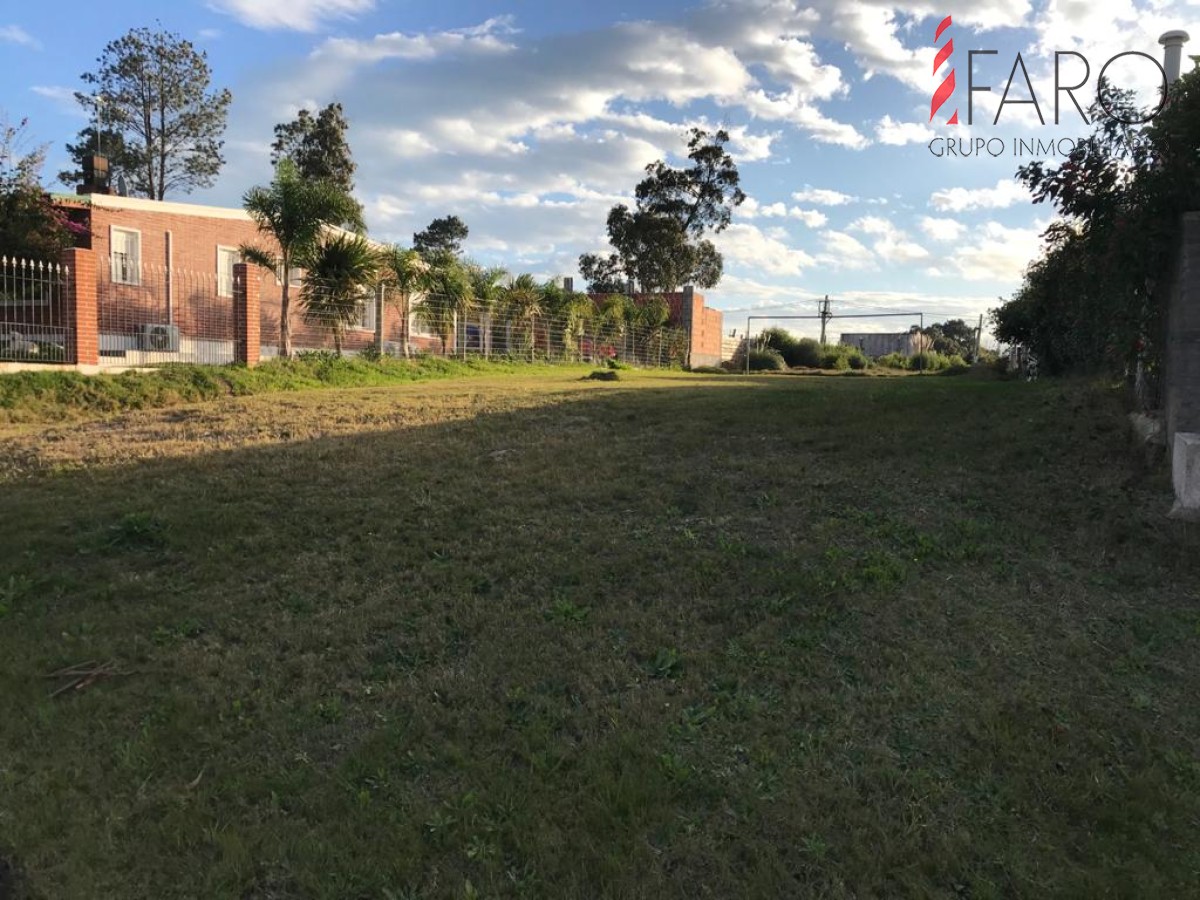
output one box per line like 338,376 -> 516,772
42,660 -> 125,698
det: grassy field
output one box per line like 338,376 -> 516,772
1,369 -> 1198,898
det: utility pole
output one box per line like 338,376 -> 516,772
818,295 -> 832,345
975,314 -> 984,361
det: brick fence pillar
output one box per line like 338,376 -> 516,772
61,247 -> 98,366
234,263 -> 260,366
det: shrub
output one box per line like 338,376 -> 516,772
747,348 -> 786,371
605,358 -> 632,370
585,369 -> 619,381
847,350 -> 869,370
792,337 -> 823,368
759,328 -> 799,363
820,346 -> 851,370
875,352 -> 909,369
691,365 -> 727,374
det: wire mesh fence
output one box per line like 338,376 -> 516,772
267,288 -> 691,367
0,256 -> 71,364
371,293 -> 690,367
84,263 -> 691,369
97,258 -> 238,366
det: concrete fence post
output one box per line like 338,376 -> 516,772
60,247 -> 98,367
1166,212 -> 1200,518
234,263 -> 260,367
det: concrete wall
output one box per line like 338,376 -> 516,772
1165,212 -> 1200,448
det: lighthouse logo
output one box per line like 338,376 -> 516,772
930,15 -> 958,124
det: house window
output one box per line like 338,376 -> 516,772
111,227 -> 140,285
357,291 -> 377,332
217,246 -> 240,298
275,265 -> 303,287
409,299 -> 437,338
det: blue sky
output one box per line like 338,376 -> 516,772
2,0 -> 1195,338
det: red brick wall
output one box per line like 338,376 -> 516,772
74,198 -> 400,353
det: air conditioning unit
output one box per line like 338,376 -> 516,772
139,323 -> 180,352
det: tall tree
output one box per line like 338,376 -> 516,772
57,126 -> 137,192
413,215 -> 469,258
271,103 -> 356,195
579,128 -> 743,293
76,26 -> 232,199
577,251 -> 627,293
241,160 -> 363,358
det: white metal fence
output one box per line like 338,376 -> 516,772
0,256 -> 71,364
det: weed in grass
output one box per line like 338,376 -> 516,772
649,647 -> 684,679
106,512 -> 167,550
545,597 -> 589,624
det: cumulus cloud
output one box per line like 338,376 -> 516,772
850,215 -> 930,264
818,231 -> 876,270
930,178 -> 1030,212
714,223 -> 817,277
875,114 -> 935,146
933,220 -> 1047,282
919,216 -> 967,242
792,186 -> 857,206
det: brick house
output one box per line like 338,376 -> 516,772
54,192 -> 443,364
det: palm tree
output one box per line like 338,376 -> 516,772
468,264 -> 508,356
503,273 -> 543,359
382,246 -> 430,357
297,233 -> 380,355
636,296 -> 670,365
414,252 -> 473,354
241,159 -> 362,358
598,293 -> 632,360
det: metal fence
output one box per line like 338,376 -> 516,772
367,292 -> 691,367
0,256 -> 71,364
84,262 -> 691,369
96,258 -> 240,366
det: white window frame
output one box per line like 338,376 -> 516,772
216,245 -> 240,298
110,226 -> 141,286
357,290 -> 377,332
408,297 -> 437,338
275,265 -> 303,287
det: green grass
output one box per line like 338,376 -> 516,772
1,371 -> 1198,898
0,354 -> 591,423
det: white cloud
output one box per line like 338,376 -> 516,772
0,24 -> 39,49
715,223 -> 816,276
792,186 -> 857,206
209,0 -> 375,32
874,114 -> 934,146
930,178 -> 1029,212
934,220 -> 1047,282
818,231 -> 876,269
919,216 -> 966,242
313,17 -> 519,63
850,215 -> 930,264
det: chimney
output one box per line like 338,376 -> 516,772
77,154 -> 111,196
1160,30 -> 1190,84
563,276 -> 574,293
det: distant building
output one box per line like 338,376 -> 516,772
838,331 -> 930,358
